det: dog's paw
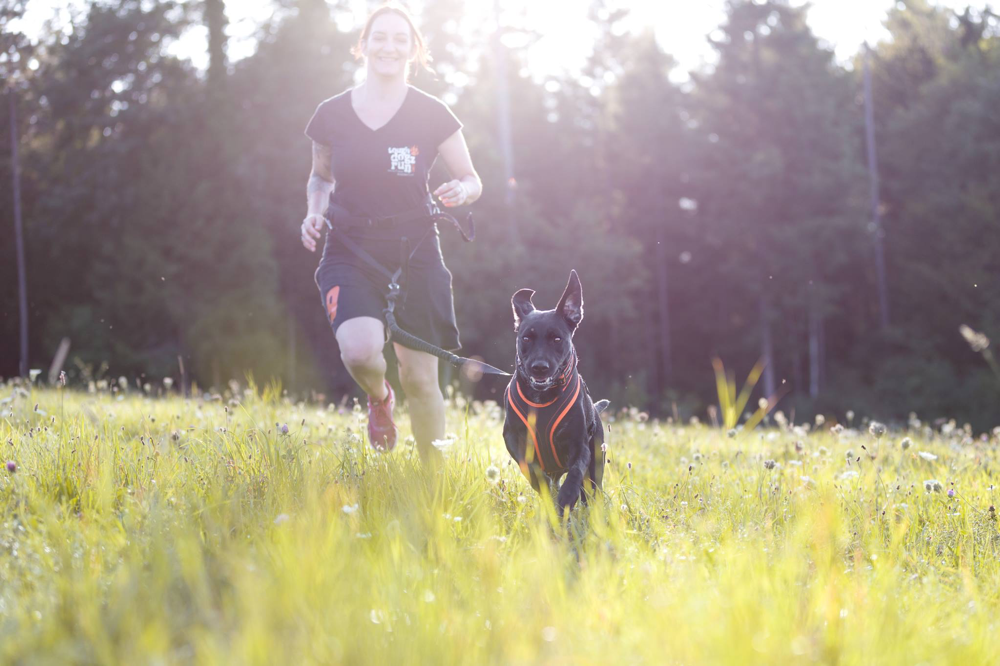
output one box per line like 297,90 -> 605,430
556,482 -> 581,515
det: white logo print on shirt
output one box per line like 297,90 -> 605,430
388,145 -> 418,176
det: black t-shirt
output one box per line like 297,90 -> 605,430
305,85 -> 463,219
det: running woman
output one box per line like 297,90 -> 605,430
301,3 -> 482,462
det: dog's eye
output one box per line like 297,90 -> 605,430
553,336 -> 562,343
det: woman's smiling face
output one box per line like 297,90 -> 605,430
363,12 -> 414,79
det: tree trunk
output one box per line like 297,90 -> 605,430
205,0 -> 228,87
808,297 -> 821,398
759,292 -> 775,398
863,43 -> 890,330
791,323 -> 803,397
288,315 -> 297,391
10,91 -> 28,378
492,0 -> 519,245
654,221 -> 672,390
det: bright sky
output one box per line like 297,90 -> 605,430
13,0 -> 987,80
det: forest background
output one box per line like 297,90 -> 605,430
2,0 -> 998,429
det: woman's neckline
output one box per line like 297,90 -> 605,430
349,83 -> 412,133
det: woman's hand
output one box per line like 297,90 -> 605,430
434,179 -> 468,208
301,214 -> 325,252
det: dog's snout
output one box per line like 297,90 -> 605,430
529,361 -> 551,377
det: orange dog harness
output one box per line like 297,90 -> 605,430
505,352 -> 581,474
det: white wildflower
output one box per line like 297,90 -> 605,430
431,438 -> 453,452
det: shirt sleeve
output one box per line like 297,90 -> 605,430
429,98 -> 463,148
305,100 -> 335,146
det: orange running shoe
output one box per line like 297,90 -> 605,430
367,380 -> 397,451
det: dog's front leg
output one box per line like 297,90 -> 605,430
556,442 -> 591,515
503,422 -> 545,493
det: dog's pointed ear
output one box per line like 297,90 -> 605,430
511,288 -> 536,329
557,270 -> 583,329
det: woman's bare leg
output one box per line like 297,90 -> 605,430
335,317 -> 389,401
394,343 -> 445,462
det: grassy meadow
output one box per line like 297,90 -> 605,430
2,381 -> 1000,664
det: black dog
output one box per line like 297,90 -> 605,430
503,270 -> 609,513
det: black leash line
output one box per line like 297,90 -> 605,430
323,207 -> 512,378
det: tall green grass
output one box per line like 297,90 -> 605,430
2,384 -> 999,664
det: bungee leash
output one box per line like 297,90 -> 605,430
323,202 -> 512,378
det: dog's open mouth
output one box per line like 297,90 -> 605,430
527,375 -> 557,390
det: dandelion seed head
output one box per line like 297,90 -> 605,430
764,459 -> 777,470
726,429 -> 737,439
869,421 -> 887,439
900,437 -> 912,450
485,465 -> 501,485
960,324 -> 990,352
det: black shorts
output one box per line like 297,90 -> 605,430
314,220 -> 462,352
